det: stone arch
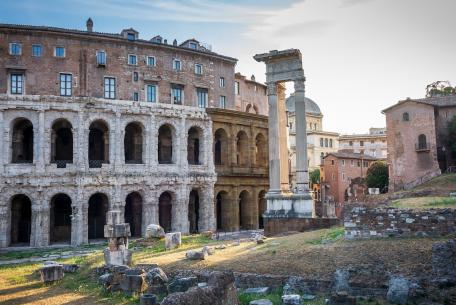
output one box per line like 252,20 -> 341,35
236,130 -> 249,166
51,119 -> 73,166
125,192 -> 143,237
216,190 -> 229,231
88,193 -> 109,240
158,124 -> 174,164
246,104 -> 259,114
238,190 -> 253,230
214,128 -> 228,165
89,119 -> 109,168
10,194 -> 32,246
50,193 -> 72,244
188,189 -> 200,233
258,190 -> 267,229
159,191 -> 173,232
188,126 -> 202,165
11,118 -> 34,163
255,133 -> 267,167
124,121 -> 143,164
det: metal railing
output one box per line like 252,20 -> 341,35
415,143 -> 430,151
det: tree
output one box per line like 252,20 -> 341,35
309,169 -> 320,187
366,161 -> 389,193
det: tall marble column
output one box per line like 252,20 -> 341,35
294,79 -> 310,194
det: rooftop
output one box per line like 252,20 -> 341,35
382,94 -> 456,113
324,152 -> 378,161
286,94 -> 322,115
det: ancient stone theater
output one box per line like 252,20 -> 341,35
0,19 -> 269,248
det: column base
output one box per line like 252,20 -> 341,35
265,191 -> 314,218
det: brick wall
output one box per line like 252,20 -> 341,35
344,206 -> 456,239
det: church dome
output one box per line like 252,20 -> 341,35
285,94 -> 322,115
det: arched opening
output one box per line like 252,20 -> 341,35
258,190 -> 267,229
159,192 -> 172,232
158,124 -> 173,164
246,104 -> 252,113
238,190 -> 252,230
188,189 -> 200,233
236,131 -> 249,166
88,193 -> 109,240
124,122 -> 143,164
216,191 -> 229,231
255,133 -> 267,167
89,120 -> 109,168
10,194 -> 32,246
50,193 -> 72,243
125,192 -> 143,237
253,105 -> 259,114
187,127 -> 201,165
418,134 -> 427,150
402,112 -> 409,122
214,128 -> 228,165
11,118 -> 33,163
51,119 -> 73,166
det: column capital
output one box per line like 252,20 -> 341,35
294,79 -> 305,93
266,82 -> 278,96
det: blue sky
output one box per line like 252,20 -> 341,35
1,0 -> 455,134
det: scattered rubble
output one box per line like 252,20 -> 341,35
165,232 -> 182,251
145,224 -> 166,239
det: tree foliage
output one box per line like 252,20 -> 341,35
309,169 -> 320,187
366,161 -> 389,192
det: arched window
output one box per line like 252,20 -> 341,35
216,191 -> 229,231
11,118 -> 34,163
214,128 -> 228,165
51,119 -> 73,166
418,134 -> 427,150
236,131 -> 248,166
158,124 -> 173,164
89,120 -> 109,168
188,127 -> 202,165
239,190 -> 252,230
124,122 -> 143,164
255,133 -> 267,167
402,112 -> 409,121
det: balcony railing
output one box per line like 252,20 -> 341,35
415,143 -> 430,152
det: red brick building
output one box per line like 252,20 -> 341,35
321,152 -> 377,217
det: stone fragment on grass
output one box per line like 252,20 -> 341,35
145,267 -> 169,295
250,300 -> 273,305
186,250 -> 208,260
145,224 -> 166,239
281,294 -> 301,305
39,264 -> 64,283
165,232 -> 182,250
387,276 -> 410,305
202,246 -> 215,255
140,293 -> 158,305
168,276 -> 198,293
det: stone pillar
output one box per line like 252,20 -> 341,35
199,183 -> 215,232
172,187 -> 188,233
76,111 -> 85,171
114,112 -> 121,169
0,111 -> 4,174
31,198 -> 50,247
266,82 -> 290,194
71,193 -> 85,246
0,204 -> 9,248
179,116 -> 186,167
294,79 -> 310,194
36,110 -> 45,173
142,191 -> 157,237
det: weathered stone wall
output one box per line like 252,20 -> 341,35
344,206 -> 456,239
0,95 -> 216,248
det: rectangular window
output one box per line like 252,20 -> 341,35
133,92 -> 139,101
360,141 -> 364,146
10,74 -> 23,94
9,43 -> 22,55
195,64 -> 203,75
147,56 -> 156,66
104,77 -> 116,99
349,141 -> 353,146
173,59 -> 181,71
189,42 -> 198,50
342,173 -> 345,181
197,88 -> 208,108
220,77 -> 225,88
146,84 -> 157,102
97,50 -> 106,65
128,54 -> 137,65
171,85 -> 183,104
219,95 -> 226,108
329,139 -> 333,148
55,46 -> 65,57
133,72 -> 139,82
32,44 -> 42,57
235,81 -> 240,95
60,73 -> 72,96
351,160 -> 354,166
357,161 -> 361,167
342,160 -> 345,166
363,161 -> 369,167
331,160 -> 335,165
325,138 -> 329,147
127,33 -> 135,41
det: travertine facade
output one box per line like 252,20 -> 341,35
339,128 -> 387,159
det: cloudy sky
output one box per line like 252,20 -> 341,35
1,0 -> 455,133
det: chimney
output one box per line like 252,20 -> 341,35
251,75 -> 256,81
173,39 -> 177,46
86,18 -> 93,32
164,39 -> 168,44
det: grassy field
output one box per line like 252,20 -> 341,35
391,196 -> 456,209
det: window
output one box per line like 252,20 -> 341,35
314,123 -> 317,130
402,112 -> 409,121
60,73 -> 72,96
127,33 -> 135,41
133,72 -> 139,82
189,42 -> 198,50
32,45 -> 42,57
146,84 -> 157,102
219,96 -> 226,108
104,77 -> 116,99
363,161 -> 369,167
133,92 -> 139,101
357,161 -> 361,167
128,54 -> 137,65
360,141 -> 364,146
235,81 -> 240,95
349,141 -> 353,146
219,77 -> 225,88
351,160 -> 354,166
329,139 -> 333,148
55,46 -> 65,58
331,160 -> 335,165
197,88 -> 208,108
342,173 -> 345,181
171,85 -> 183,104
96,50 -> 106,65
173,59 -> 181,71
9,43 -> 22,55
320,138 -> 324,147
325,138 -> 328,147
10,74 -> 23,94
342,160 -> 345,166
417,134 -> 427,150
147,56 -> 156,66
195,63 -> 203,75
